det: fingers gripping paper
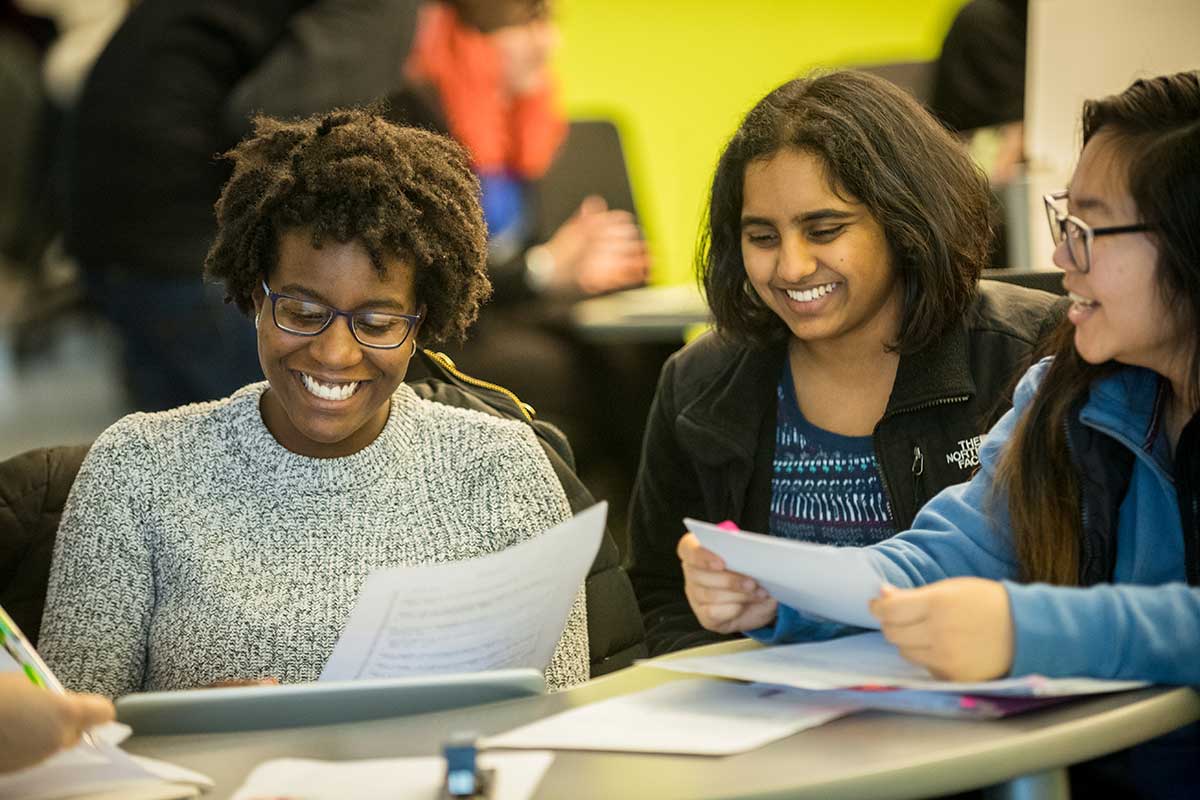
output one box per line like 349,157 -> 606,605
684,518 -> 885,629
321,503 -> 606,681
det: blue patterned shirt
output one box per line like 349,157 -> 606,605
770,366 -> 895,545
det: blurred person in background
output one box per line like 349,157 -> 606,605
1,0 -> 130,354
391,0 -> 652,478
396,0 -> 648,300
929,0 -> 1028,184
14,0 -> 130,108
0,0 -> 51,288
929,0 -> 1028,268
63,0 -> 420,410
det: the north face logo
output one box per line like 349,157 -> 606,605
946,435 -> 984,470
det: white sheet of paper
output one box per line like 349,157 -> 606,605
685,518 -> 885,629
230,752 -> 553,800
650,632 -> 1147,696
321,503 -> 606,681
483,678 -> 858,755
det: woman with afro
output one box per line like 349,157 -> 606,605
36,108 -> 593,695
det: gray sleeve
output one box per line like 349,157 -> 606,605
222,0 -> 420,141
544,586 -> 589,691
38,421 -> 155,698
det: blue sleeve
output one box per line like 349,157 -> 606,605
1006,581 -> 1200,684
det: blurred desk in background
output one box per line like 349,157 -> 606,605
569,271 -> 1065,347
571,284 -> 708,344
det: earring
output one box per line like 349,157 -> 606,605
410,339 -> 418,357
254,312 -> 261,330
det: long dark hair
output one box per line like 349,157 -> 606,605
996,71 -> 1200,584
699,70 -> 993,352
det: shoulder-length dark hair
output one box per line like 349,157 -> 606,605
996,71 -> 1200,584
699,70 -> 994,352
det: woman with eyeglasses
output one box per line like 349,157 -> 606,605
37,109 -> 593,696
629,70 -> 1064,656
682,71 -> 1200,796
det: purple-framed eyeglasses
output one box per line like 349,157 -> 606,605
260,279 -> 422,349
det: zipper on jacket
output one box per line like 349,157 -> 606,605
425,350 -> 536,422
911,444 -> 925,501
881,394 -> 971,421
874,394 -> 969,528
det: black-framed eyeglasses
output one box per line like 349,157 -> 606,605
260,279 -> 422,349
1043,190 -> 1152,274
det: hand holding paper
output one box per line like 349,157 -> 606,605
684,518 -> 885,629
0,604 -> 211,799
678,531 -> 777,634
870,578 -> 1016,682
321,503 -> 606,681
0,673 -> 114,774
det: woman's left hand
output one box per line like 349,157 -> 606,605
868,577 -> 1015,682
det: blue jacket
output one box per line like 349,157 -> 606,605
758,357 -> 1200,685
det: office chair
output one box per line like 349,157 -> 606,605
0,444 -> 90,646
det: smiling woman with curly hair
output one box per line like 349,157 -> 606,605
37,108 -> 595,696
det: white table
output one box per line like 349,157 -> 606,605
125,640 -> 1200,799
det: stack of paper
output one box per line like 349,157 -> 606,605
764,688 -> 1075,719
484,678 -> 858,756
680,518 -> 1147,717
0,722 -> 212,800
649,632 -> 1147,698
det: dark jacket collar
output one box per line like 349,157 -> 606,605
885,319 -> 977,416
676,338 -> 785,468
678,317 -> 977,462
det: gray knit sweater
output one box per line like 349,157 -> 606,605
39,382 -> 588,697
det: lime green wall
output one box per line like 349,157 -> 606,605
554,0 -> 965,284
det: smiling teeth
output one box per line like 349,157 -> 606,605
1068,292 -> 1098,308
786,282 -> 840,303
300,373 -> 360,401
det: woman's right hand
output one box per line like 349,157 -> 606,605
677,532 -> 778,634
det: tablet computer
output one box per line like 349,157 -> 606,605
116,668 -> 544,735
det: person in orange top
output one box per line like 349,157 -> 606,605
394,0 -> 653,501
400,0 -> 649,300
